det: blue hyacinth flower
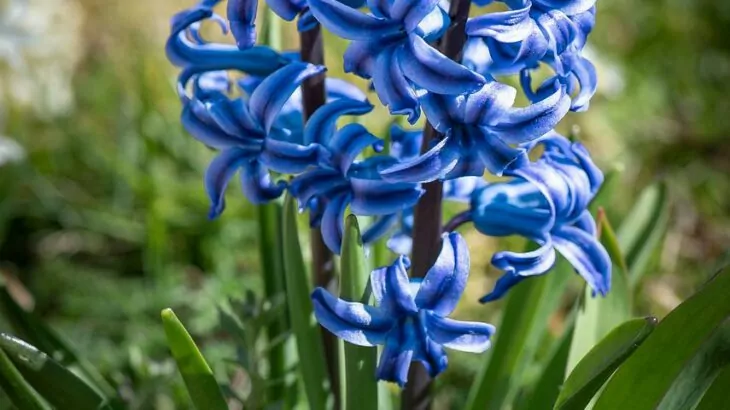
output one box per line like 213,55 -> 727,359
167,0 -> 289,78
179,63 -> 332,217
464,0 -> 598,112
470,132 -> 610,302
380,77 -> 574,183
312,232 -> 495,386
307,0 -> 486,123
289,103 -> 423,253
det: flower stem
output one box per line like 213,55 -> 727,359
299,22 -> 341,410
402,0 -> 472,407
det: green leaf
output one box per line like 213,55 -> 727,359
616,182 -> 669,286
340,215 -> 378,410
256,201 -> 288,399
0,284 -> 117,401
521,322 -> 575,410
0,346 -> 48,410
594,266 -> 730,410
0,333 -> 108,410
556,317 -> 657,410
695,365 -> 730,410
160,308 -> 228,410
566,214 -> 631,374
465,256 -> 573,410
281,194 -> 330,409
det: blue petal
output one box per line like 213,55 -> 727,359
289,169 -> 349,206
573,210 -> 596,237
322,193 -> 352,254
343,40 -> 379,78
350,178 -> 424,215
399,35 -> 486,95
297,9 -> 320,32
465,4 -> 533,43
493,83 -> 572,144
571,142 -> 604,195
207,97 -> 263,137
181,101 -> 259,149
249,63 -> 326,133
307,0 -> 402,40
480,238 -> 557,303
239,161 -> 287,204
379,135 -> 461,183
552,225 -> 611,297
325,78 -> 369,102
423,311 -> 495,352
462,81 -> 517,126
471,127 -> 529,176
259,138 -> 325,174
420,92 -> 455,134
415,232 -> 470,316
566,55 -> 597,112
376,326 -> 416,387
311,288 -> 393,346
227,0 -> 257,49
370,255 -> 419,314
470,178 -> 554,238
372,45 -> 420,124
412,327 -> 448,378
533,0 -> 596,16
362,214 -> 399,244
387,232 -> 413,255
390,0 -> 440,32
205,148 -> 257,218
390,126 -> 424,161
268,0 -> 302,21
444,177 -> 485,202
304,99 -> 374,146
329,124 -> 382,174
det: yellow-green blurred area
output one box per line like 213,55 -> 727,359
0,0 -> 728,408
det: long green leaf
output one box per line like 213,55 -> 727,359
566,214 -> 631,374
594,266 -> 730,409
0,347 -> 48,410
465,256 -> 572,410
616,182 -> 669,286
0,284 -> 116,400
0,333 -> 108,410
161,309 -> 228,410
556,317 -> 657,410
256,201 -> 288,399
655,319 -> 730,409
694,365 -> 730,410
281,194 -> 330,409
521,322 -> 575,410
340,215 -> 378,410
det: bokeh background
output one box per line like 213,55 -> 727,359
0,0 -> 729,408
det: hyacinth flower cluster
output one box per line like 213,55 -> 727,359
167,0 -> 607,387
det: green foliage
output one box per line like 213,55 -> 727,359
557,317 -> 657,410
161,308 -> 228,410
0,348 -> 49,410
0,334 -> 110,409
281,195 -> 330,409
594,266 -> 730,409
340,215 -> 378,410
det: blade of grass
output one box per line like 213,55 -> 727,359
282,194 -> 330,409
161,309 -> 228,410
341,215 -> 378,410
0,334 -> 108,410
0,347 -> 48,410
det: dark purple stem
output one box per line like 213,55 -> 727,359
299,21 -> 341,410
402,0 -> 472,407
443,210 -> 473,233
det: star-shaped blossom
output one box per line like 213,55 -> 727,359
166,0 -> 289,78
464,0 -> 597,112
289,103 -> 423,253
179,63 -> 332,217
307,0 -> 486,123
312,232 -> 495,386
469,132 -> 610,302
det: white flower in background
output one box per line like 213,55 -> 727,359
0,0 -> 85,118
0,135 -> 24,165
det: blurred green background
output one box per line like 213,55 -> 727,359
0,0 -> 728,408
